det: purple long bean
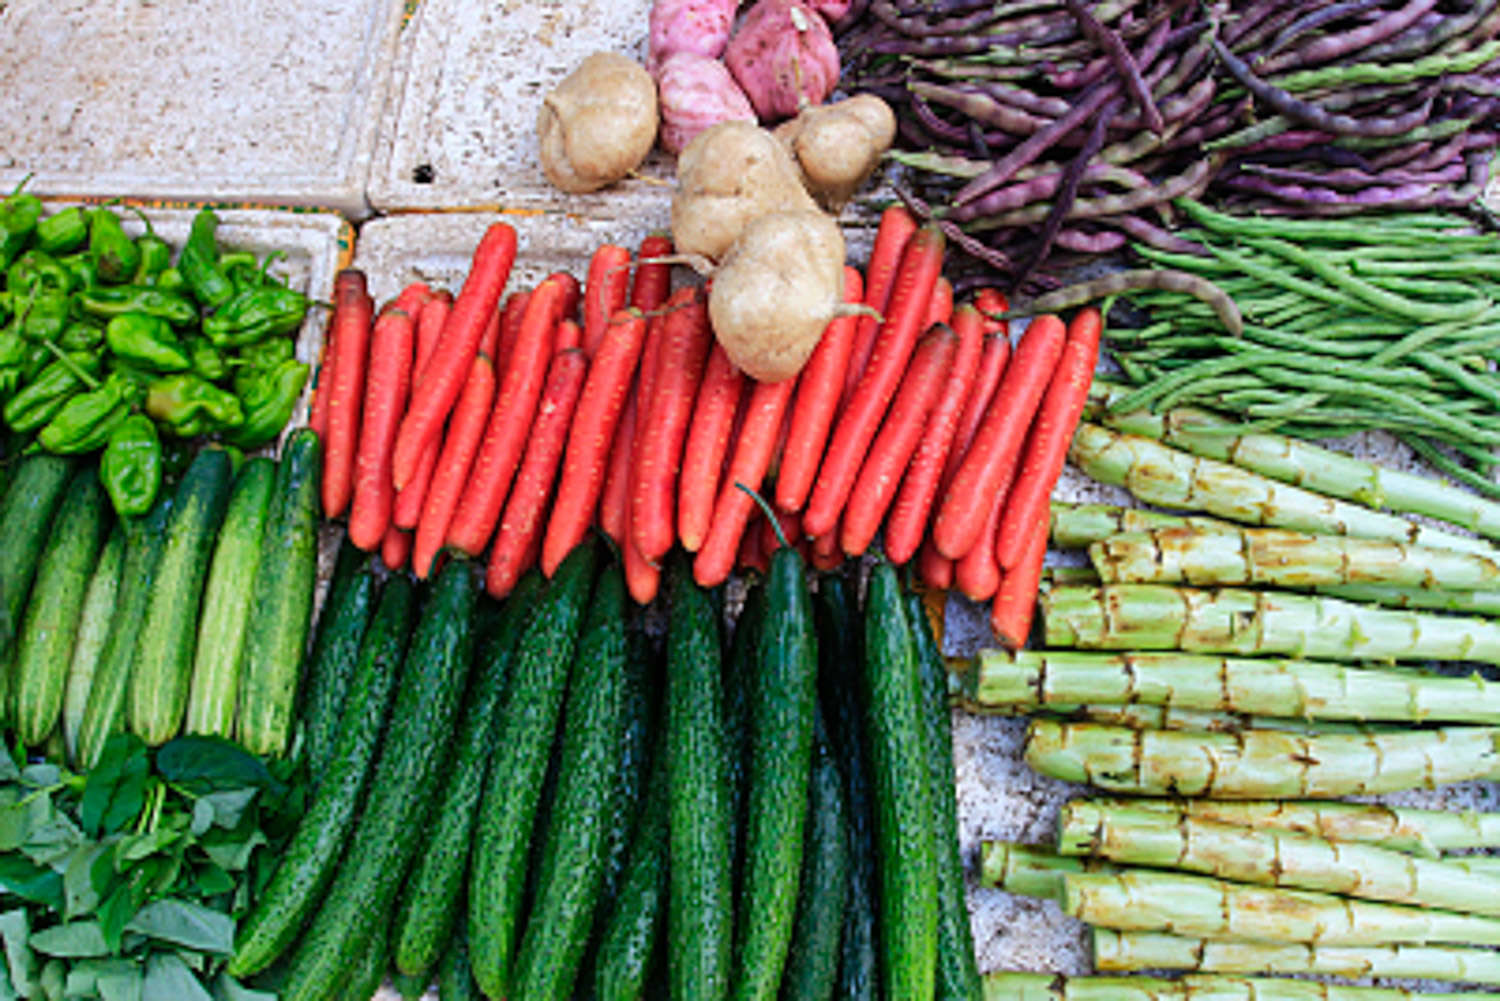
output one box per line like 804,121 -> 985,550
1238,160 -> 1470,190
911,82 -> 1053,136
1110,214 -> 1213,255
1053,227 -> 1130,253
1065,0 -> 1165,132
1016,94 -> 1123,284
1257,0 -> 1441,73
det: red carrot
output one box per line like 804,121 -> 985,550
678,343 -> 746,553
632,288 -> 712,563
584,244 -> 632,356
321,271 -> 377,519
348,307 -> 416,551
380,525 -> 412,573
991,516 -> 1048,649
445,275 -> 564,556
925,275 -> 954,329
883,303 -> 986,565
940,293 -> 1011,497
542,308 -> 647,576
310,270 -> 370,443
554,318 -> 583,353
599,392 -> 638,545
933,312 -> 1067,560
954,489 -> 1004,602
416,291 -> 453,364
996,307 -> 1101,570
841,323 -> 959,557
775,265 -> 864,513
393,281 -> 434,317
917,537 -> 954,591
624,535 -> 660,605
809,523 -> 843,571
486,349 -> 588,599
393,222 -> 517,489
549,270 -> 582,322
804,224 -> 945,540
394,290 -> 454,528
630,233 -> 674,311
737,509 -> 770,576
413,353 -> 497,578
496,290 -> 531,373
842,204 -> 917,410
761,507 -> 803,562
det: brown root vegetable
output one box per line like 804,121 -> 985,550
708,209 -> 847,382
776,94 -> 897,210
646,0 -> 739,76
537,52 -> 659,194
657,52 -> 758,155
671,119 -> 821,261
725,0 -> 841,121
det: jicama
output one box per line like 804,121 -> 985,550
966,649 -> 1500,725
1024,719 -> 1500,798
985,968 -> 1500,1000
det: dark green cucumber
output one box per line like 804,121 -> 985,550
815,573 -> 878,1001
724,579 -> 764,898
337,919 -> 389,1001
779,709 -> 851,1001
75,494 -> 173,768
14,466 -> 108,746
514,562 -> 631,998
279,558 -> 475,1001
665,552 -> 732,1001
735,541 -> 818,1001
128,446 -> 234,745
228,572 -> 414,979
185,456 -> 276,739
389,569 -> 546,978
390,969 -> 427,1001
300,530 -> 377,776
599,611 -> 660,905
594,740 -> 669,1001
468,542 -> 598,1000
0,453 -> 74,661
238,428 -> 321,757
908,589 -> 983,1001
438,916 -> 482,1001
864,559 -> 938,1001
62,523 -> 124,764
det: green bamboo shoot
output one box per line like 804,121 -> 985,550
1042,584 -> 1500,665
1057,800 -> 1500,917
985,968 -> 1499,1000
978,842 -> 1114,902
967,649 -> 1500,724
1093,929 -> 1500,987
1051,503 -> 1222,550
969,701 -> 1395,737
1317,582 -> 1500,616
1024,719 -> 1500,798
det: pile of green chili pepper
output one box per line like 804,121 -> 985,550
0,178 -> 310,517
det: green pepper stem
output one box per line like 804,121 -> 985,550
6,173 -> 33,198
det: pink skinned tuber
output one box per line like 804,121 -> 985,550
647,0 -> 740,75
656,52 -> 758,155
725,0 -> 841,122
809,0 -> 851,19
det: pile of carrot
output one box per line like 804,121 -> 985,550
310,208 -> 1100,645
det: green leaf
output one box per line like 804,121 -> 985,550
0,853 -> 64,909
20,809 -> 84,868
197,830 -> 266,875
141,952 -> 213,1001
188,800 -> 213,838
97,879 -> 142,955
114,829 -> 181,867
0,909 -> 36,998
0,750 -> 22,785
212,972 -> 275,1001
21,764 -> 61,789
0,788 -> 50,852
125,900 -> 233,956
196,790 -> 256,832
98,965 -> 144,1001
155,740 -> 279,798
80,736 -> 148,838
66,956 -> 137,998
37,957 -> 63,1000
192,865 -> 233,899
30,921 -> 111,957
62,843 -> 110,920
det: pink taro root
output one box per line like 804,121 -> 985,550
656,52 -> 758,155
646,0 -> 740,75
810,0 -> 852,20
725,0 -> 841,122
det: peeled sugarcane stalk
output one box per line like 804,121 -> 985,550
984,968 -> 1500,1000
1024,719 -> 1500,798
966,648 -> 1500,724
1093,929 -> 1500,988
1070,422 -> 1498,558
1089,381 -> 1500,542
1051,503 -> 1228,549
1061,868 -> 1500,946
1057,800 -> 1500,917
978,841 -> 1115,902
1042,583 -> 1500,665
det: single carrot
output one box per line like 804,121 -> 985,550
599,392 -> 638,545
775,266 -> 864,512
584,243 -> 632,356
631,287 -> 712,563
486,349 -> 588,599
380,525 -> 412,573
393,281 -> 434,317
761,507 -> 803,563
604,294 -> 667,549
677,343 -> 746,552
542,308 -> 646,576
883,303 -> 987,565
416,291 -> 453,363
393,434 -> 440,531
624,536 -> 660,605
840,323 -> 959,557
310,270 -> 370,443
394,290 -> 454,528
933,312 -> 1067,560
321,272 -> 377,519
991,516 -> 1048,649
804,224 -> 945,540
940,293 -> 1011,497
842,204 -> 917,410
496,290 -> 531,373
917,537 -> 954,591
996,306 -> 1101,570
392,221 -> 516,489
954,489 -> 1004,603
809,523 -> 843,572
692,376 -> 798,588
548,269 -> 582,321
554,317 -> 583,353
737,508 -> 770,576
413,353 -> 497,578
630,233 -> 674,311
445,275 -> 564,556
348,307 -> 416,551
925,275 -> 954,329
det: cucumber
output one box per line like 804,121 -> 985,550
128,447 -> 234,745
184,457 -> 276,739
908,589 -> 983,1001
389,569 -> 546,978
390,969 -> 427,1001
593,744 -> 669,1001
437,917 -> 482,1001
279,557 -> 475,1001
598,613 -> 660,905
336,918 -> 388,1001
514,562 -> 630,999
735,539 -> 818,1001
724,579 -> 763,897
238,428 -> 321,757
864,559 -> 938,1001
75,494 -> 173,769
0,454 -> 73,661
14,466 -> 109,746
665,552 -> 732,1001
300,531 -> 376,776
228,572 -> 414,979
468,542 -> 597,1000
62,523 -> 124,765
779,709 -> 851,1001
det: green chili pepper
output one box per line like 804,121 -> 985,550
56,251 -> 98,291
225,358 -> 308,449
6,291 -> 71,344
179,208 -> 234,309
3,351 -> 102,433
202,285 -> 308,348
99,412 -> 161,515
123,207 -> 171,285
237,336 -> 294,372
0,293 -> 10,326
154,267 -> 186,292
0,175 -> 42,269
145,373 -> 244,437
20,344 -> 51,382
105,313 -> 191,372
37,373 -> 141,455
57,321 -> 104,353
0,329 -> 23,369
186,335 -> 228,382
8,250 -> 74,297
219,251 -> 263,289
34,206 -> 87,256
74,285 -> 198,326
88,206 -> 141,285
0,368 -> 19,407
